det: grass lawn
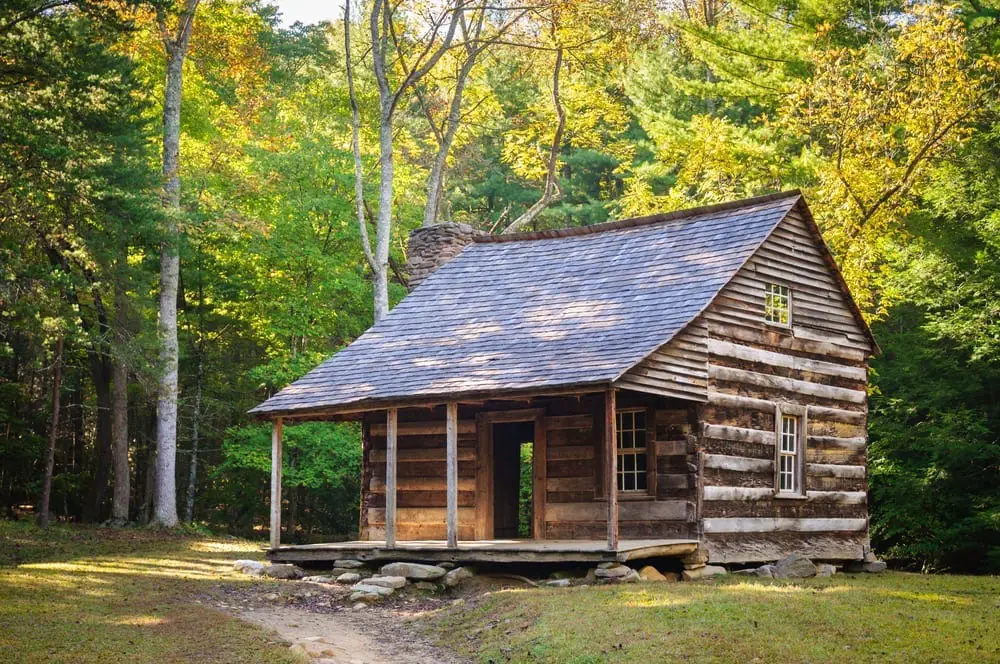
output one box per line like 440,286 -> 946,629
426,570 -> 1000,663
0,521 -> 300,664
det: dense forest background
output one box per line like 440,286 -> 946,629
1,0 -> 998,573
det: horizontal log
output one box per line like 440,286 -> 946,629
806,490 -> 867,504
545,500 -> 688,522
703,424 -> 775,446
708,339 -> 867,381
544,415 -> 592,430
702,517 -> 867,534
808,435 -> 866,450
703,486 -> 867,505
370,420 -> 476,436
703,486 -> 773,501
371,476 -> 475,492
367,507 -> 474,523
703,453 -> 773,473
546,476 -> 595,492
546,445 -> 595,461
703,531 -> 867,564
371,448 -> 475,463
807,463 -> 866,479
708,365 -> 867,404
806,403 -> 866,425
706,320 -> 868,362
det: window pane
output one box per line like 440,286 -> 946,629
636,472 -> 647,491
623,454 -> 635,472
634,411 -> 646,429
623,472 -> 635,491
620,430 -> 633,449
636,453 -> 646,472
634,429 -> 646,447
618,473 -> 624,492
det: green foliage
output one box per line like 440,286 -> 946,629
214,421 -> 361,540
518,443 -> 533,538
869,304 -> 1000,573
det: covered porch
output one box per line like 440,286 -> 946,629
265,387 -> 702,565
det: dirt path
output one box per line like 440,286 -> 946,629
215,584 -> 470,664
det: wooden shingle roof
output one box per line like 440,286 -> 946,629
252,192 -> 808,417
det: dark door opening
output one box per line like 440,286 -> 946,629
492,421 -> 534,539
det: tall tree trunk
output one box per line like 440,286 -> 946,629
85,354 -> 113,522
110,287 -> 130,525
37,335 -> 63,528
184,352 -> 202,522
153,0 -> 198,528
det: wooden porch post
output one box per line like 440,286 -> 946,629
605,390 -> 618,550
385,408 -> 398,548
270,417 -> 283,550
446,401 -> 458,548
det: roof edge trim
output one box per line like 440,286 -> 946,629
477,190 -> 803,243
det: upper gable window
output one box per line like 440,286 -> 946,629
764,283 -> 791,326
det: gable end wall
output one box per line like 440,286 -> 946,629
694,209 -> 872,563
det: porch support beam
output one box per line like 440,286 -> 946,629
270,417 -> 283,550
385,408 -> 398,548
605,389 -> 618,550
446,401 -> 459,548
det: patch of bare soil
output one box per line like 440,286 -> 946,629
207,579 -> 474,663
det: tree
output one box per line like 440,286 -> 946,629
153,0 -> 200,528
37,335 -> 63,527
783,4 -> 996,317
346,0 -> 467,321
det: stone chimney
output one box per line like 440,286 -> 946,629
406,222 -> 488,290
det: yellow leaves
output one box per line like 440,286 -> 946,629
785,3 -> 989,320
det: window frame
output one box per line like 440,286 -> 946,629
764,282 -> 792,328
774,403 -> 807,498
615,408 -> 652,496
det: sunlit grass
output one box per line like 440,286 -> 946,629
0,521 -> 301,664
426,571 -> 1000,663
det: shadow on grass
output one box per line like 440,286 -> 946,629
0,521 -> 299,664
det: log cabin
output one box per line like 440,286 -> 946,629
252,191 -> 878,567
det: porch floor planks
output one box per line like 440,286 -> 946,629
267,538 -> 699,564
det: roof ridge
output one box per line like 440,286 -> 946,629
475,189 -> 802,244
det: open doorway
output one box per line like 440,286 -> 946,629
492,421 -> 535,539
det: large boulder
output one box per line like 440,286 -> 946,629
364,575 -> 407,589
638,566 -> 668,582
682,565 -> 727,581
233,560 -> 265,576
379,562 -> 447,580
442,566 -> 475,587
774,554 -> 817,579
263,564 -> 305,580
349,582 -> 395,602
754,565 -> 776,578
816,564 -> 837,578
334,559 -> 365,569
594,563 -> 634,579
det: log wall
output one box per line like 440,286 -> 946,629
696,208 -> 874,563
359,394 -> 698,543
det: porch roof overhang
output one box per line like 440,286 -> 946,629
251,381 -> 610,421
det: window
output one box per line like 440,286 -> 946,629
616,409 -> 648,492
765,282 -> 791,325
778,414 -> 801,494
